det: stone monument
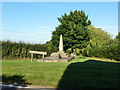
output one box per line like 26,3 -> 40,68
38,34 -> 74,62
59,34 -> 68,58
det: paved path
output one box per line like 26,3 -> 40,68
0,84 -> 57,90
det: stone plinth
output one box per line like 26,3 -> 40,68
38,56 -> 75,62
59,51 -> 68,58
50,52 -> 60,59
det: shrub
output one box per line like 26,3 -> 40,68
82,39 -> 119,61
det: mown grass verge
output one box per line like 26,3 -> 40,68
2,57 -> 120,88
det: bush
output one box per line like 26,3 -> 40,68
82,39 -> 119,61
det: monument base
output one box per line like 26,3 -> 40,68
37,56 -> 75,62
59,51 -> 69,58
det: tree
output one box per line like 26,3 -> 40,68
82,26 -> 120,60
87,25 -> 113,47
115,32 -> 120,41
50,10 -> 91,52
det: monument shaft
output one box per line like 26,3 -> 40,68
59,34 -> 63,51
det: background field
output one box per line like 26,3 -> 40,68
2,57 -> 120,88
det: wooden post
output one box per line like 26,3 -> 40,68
31,53 -> 33,62
42,54 -> 44,59
42,54 -> 44,62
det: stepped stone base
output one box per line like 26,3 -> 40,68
44,51 -> 69,60
38,56 -> 75,62
59,51 -> 68,58
38,50 -> 74,62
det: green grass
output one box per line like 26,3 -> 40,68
2,57 -> 120,88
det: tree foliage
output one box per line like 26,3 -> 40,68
50,10 -> 91,51
87,25 -> 113,47
82,26 -> 119,61
115,32 -> 120,40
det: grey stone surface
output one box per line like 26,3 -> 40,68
38,56 -> 75,62
59,51 -> 69,58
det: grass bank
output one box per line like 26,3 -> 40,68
2,57 -> 120,88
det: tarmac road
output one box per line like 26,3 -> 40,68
0,84 -> 57,90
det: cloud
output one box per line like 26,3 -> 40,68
2,30 -> 52,44
39,26 -> 52,29
38,26 -> 55,32
2,25 -> 55,44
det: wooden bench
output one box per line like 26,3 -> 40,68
29,50 -> 47,62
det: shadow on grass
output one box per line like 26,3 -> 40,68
1,74 -> 31,87
57,60 -> 120,89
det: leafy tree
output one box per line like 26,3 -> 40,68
115,32 -> 120,40
115,32 -> 120,45
82,26 -> 120,61
87,25 -> 113,47
50,10 -> 91,52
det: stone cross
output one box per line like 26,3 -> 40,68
59,34 -> 63,51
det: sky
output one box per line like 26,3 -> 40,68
2,2 -> 118,44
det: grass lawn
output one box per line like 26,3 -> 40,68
2,57 -> 120,88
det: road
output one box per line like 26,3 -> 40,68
0,84 -> 57,90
